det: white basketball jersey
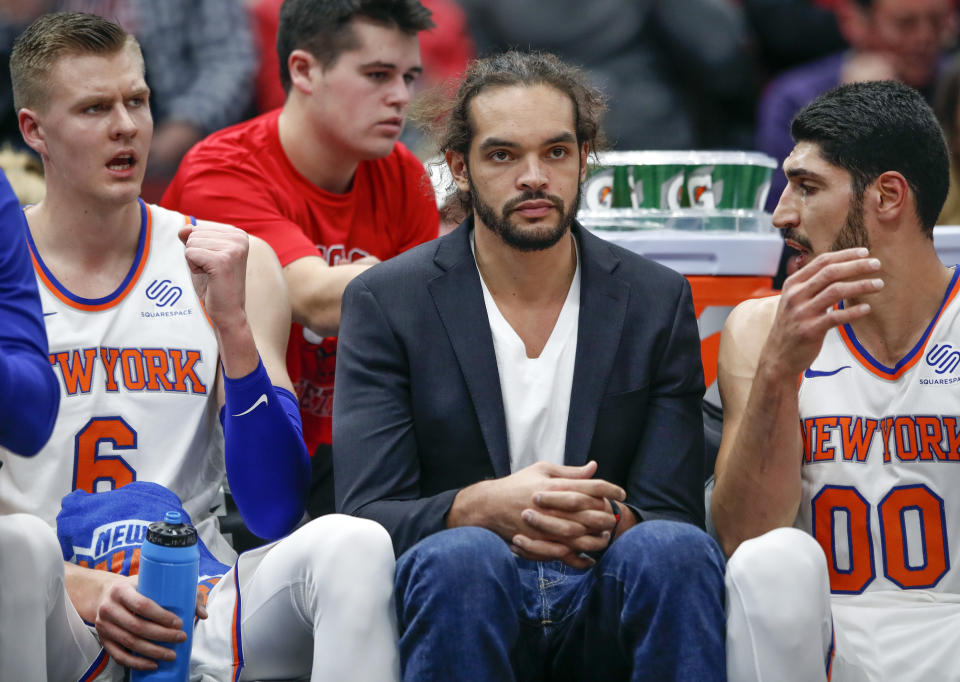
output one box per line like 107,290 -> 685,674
0,201 -> 228,558
797,268 -> 960,602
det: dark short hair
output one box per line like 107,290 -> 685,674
413,50 -> 607,214
791,80 -> 949,235
10,12 -> 138,112
276,0 -> 433,92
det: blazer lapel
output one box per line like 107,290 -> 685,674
428,223 -> 512,478
565,226 -> 629,466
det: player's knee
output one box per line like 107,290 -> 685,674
0,514 -> 63,590
396,527 -> 514,593
726,528 -> 829,633
608,519 -> 725,583
298,514 -> 394,580
727,527 -> 826,592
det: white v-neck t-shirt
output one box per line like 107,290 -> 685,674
474,234 -> 581,473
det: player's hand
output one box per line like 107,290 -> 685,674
452,461 -> 625,568
763,247 -> 882,379
94,575 -> 187,671
520,489 -> 619,540
178,221 -> 250,335
512,467 -> 622,568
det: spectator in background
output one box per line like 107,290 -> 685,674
250,0 -> 472,117
163,0 -> 440,520
0,0 -> 49,150
744,0 -> 847,77
457,0 -> 757,150
935,52 -> 960,225
757,0 -> 957,212
0,143 -> 45,204
56,0 -> 256,192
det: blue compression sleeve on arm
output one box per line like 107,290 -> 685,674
0,352 -> 59,455
0,172 -> 59,455
221,357 -> 310,539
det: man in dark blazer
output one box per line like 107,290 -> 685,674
333,51 -> 726,682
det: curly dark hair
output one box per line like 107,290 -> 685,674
412,50 -> 607,216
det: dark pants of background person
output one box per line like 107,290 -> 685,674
308,443 -> 335,518
395,520 -> 727,682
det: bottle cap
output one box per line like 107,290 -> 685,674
146,510 -> 198,547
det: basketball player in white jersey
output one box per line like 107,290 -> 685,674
0,12 -> 399,681
713,80 -> 960,681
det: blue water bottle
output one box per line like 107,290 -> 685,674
130,511 -> 200,682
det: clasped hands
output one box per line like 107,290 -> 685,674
474,460 -> 626,569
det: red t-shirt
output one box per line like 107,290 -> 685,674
162,109 -> 439,451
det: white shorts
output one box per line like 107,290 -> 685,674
726,527 -> 960,682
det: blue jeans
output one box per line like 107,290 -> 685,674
395,520 -> 726,681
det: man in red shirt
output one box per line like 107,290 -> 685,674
163,0 -> 440,517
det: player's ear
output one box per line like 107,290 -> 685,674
446,149 -> 470,192
874,171 -> 908,223
18,108 -> 46,157
287,49 -> 319,96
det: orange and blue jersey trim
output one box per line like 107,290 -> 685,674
836,267 -> 960,380
78,648 -> 108,680
27,199 -> 152,312
231,563 -> 244,682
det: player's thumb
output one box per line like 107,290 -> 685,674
177,224 -> 194,246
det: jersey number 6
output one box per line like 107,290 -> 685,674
73,417 -> 137,493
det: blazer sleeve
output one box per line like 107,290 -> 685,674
625,276 -> 706,528
333,277 -> 461,557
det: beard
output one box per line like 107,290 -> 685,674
470,181 -> 581,252
829,190 -> 870,251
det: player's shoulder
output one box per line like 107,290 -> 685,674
723,294 -> 780,349
245,233 -> 283,273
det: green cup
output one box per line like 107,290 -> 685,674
584,163 -> 690,209
633,165 -> 688,209
685,162 -> 774,210
582,168 -> 617,210
583,151 -> 776,215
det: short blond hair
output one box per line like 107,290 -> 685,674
10,11 -> 140,113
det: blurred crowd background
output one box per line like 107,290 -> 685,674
2,0 -> 960,222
